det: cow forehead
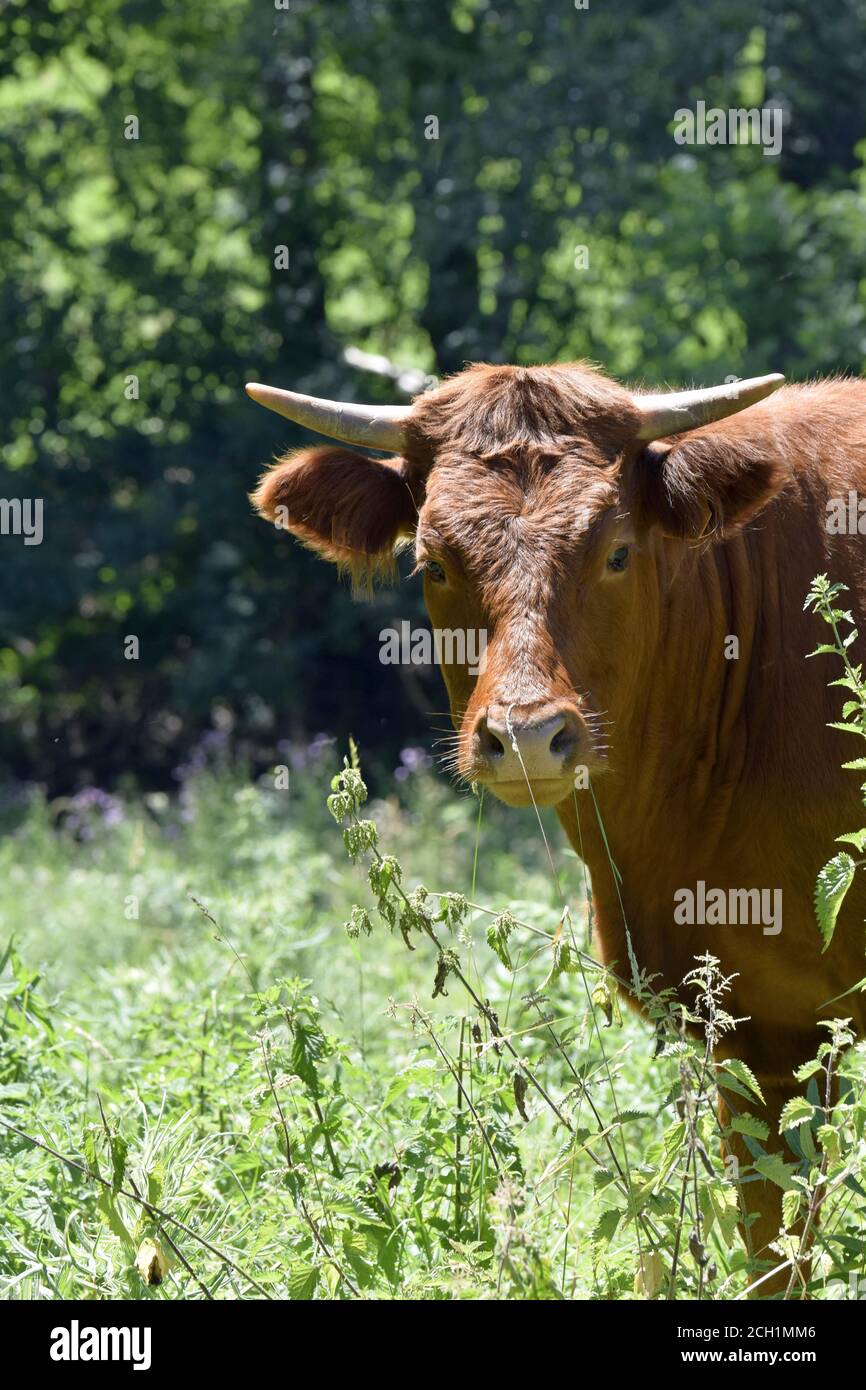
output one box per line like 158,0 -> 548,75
418,454 -> 619,547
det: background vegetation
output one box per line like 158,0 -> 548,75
4,754 -> 866,1300
4,0 -> 866,791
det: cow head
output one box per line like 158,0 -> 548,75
247,363 -> 785,808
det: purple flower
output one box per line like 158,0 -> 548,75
172,727 -> 231,783
64,786 -> 125,839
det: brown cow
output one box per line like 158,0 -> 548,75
247,362 -> 866,1288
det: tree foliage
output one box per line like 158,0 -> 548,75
3,0 -> 866,789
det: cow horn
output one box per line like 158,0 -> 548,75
633,374 -> 785,440
245,382 -> 410,452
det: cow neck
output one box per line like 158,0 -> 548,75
558,520 -> 783,879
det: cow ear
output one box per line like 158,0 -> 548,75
632,434 -> 789,540
251,446 -> 418,585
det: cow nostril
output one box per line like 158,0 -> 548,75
550,722 -> 579,759
476,719 -> 505,761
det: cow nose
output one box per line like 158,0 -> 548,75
474,707 -> 580,783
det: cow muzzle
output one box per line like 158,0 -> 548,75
469,703 -> 583,807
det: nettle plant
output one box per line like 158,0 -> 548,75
785,573 -> 866,1299
808,575 -> 866,957
327,740 -> 864,1297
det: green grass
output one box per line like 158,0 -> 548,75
2,749 -> 866,1300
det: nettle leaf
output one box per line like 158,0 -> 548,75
753,1153 -> 799,1192
782,1189 -> 803,1230
729,1113 -> 770,1141
323,1195 -> 387,1227
779,1096 -> 815,1132
700,1182 -> 740,1247
341,1229 -> 377,1287
287,1262 -> 318,1300
836,829 -> 866,852
342,819 -> 378,862
590,971 -> 622,1027
817,1124 -> 841,1162
591,1207 -> 622,1245
793,1057 -> 823,1084
146,1166 -> 164,1207
485,912 -> 515,970
368,855 -> 401,900
291,1020 -> 326,1093
109,1134 -> 128,1196
436,893 -> 468,929
814,852 -> 856,951
660,1119 -> 687,1163
716,1058 -> 765,1104
83,1127 -> 100,1175
592,1166 -> 617,1192
610,1107 -> 654,1127
543,935 -> 577,987
97,1191 -> 135,1252
345,905 -> 373,939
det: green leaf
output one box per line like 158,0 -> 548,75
609,1107 -> 654,1127
97,1191 -> 135,1251
341,1229 -> 377,1287
782,1189 -> 802,1229
287,1262 -> 319,1300
793,1058 -> 823,1083
320,1195 -> 387,1227
700,1182 -> 741,1247
591,1207 -> 622,1245
753,1153 -> 799,1191
814,852 -> 856,951
779,1096 -> 814,1132
729,1113 -> 770,1141
543,934 -> 577,986
716,1058 -> 764,1104
109,1133 -> 128,1197
290,1020 -> 326,1093
146,1166 -> 164,1207
486,912 -> 515,970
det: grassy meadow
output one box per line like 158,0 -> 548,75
2,731 -> 866,1301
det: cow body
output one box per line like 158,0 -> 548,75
251,364 -> 866,1284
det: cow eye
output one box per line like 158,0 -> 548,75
424,560 -> 446,583
607,544 -> 630,572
